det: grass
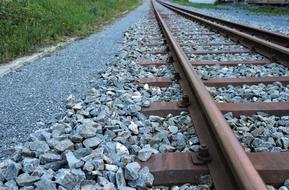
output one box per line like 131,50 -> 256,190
0,0 -> 141,63
242,4 -> 289,16
172,0 -> 222,9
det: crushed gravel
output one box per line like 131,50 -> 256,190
152,175 -> 213,190
183,44 -> 246,51
196,63 -> 289,79
143,54 -> 170,61
142,65 -> 175,78
208,82 -> 289,103
140,82 -> 183,103
0,5 -> 203,189
141,45 -> 167,52
1,1 -> 287,189
0,1 -> 150,161
167,1 -> 289,35
225,112 -> 289,153
188,52 -> 265,62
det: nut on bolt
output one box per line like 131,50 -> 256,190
178,95 -> 190,108
270,54 -> 277,62
192,144 -> 211,165
173,72 -> 181,81
197,144 -> 211,162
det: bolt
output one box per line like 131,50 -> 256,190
270,54 -> 277,62
173,72 -> 181,81
178,95 -> 190,108
197,144 -> 211,162
199,144 -> 209,157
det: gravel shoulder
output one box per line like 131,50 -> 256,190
0,0 -> 149,161
168,0 -> 289,35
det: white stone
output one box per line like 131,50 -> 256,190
144,84 -> 149,91
91,88 -> 97,94
105,164 -> 118,172
128,121 -> 139,135
131,91 -> 142,99
72,103 -> 82,110
168,126 -> 178,134
116,142 -> 129,155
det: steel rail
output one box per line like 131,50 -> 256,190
157,0 -> 289,67
152,1 -> 267,189
157,0 -> 289,48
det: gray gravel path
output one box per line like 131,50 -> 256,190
0,0 -> 149,161
167,0 -> 289,35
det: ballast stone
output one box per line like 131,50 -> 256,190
116,168 -> 126,188
0,159 -> 21,181
55,169 -> 77,190
168,125 -> 178,134
22,158 -> 40,173
35,178 -> 56,190
83,137 -> 101,148
65,151 -> 84,169
16,175 -> 40,186
54,139 -> 74,152
98,176 -> 115,189
138,147 -> 159,162
125,162 -> 141,180
40,153 -> 62,164
92,158 -> 104,171
55,169 -> 85,190
128,167 -> 154,188
24,141 -> 50,153
77,124 -> 97,138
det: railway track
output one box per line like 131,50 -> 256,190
158,0 -> 289,49
137,1 -> 289,189
1,1 -> 289,189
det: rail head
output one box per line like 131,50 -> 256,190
157,0 -> 289,68
157,0 -> 289,48
152,1 -> 267,189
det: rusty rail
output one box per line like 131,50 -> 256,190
151,1 -> 267,189
157,0 -> 289,48
157,0 -> 289,67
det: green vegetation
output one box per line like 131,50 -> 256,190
242,4 -> 289,16
0,0 -> 141,63
172,0 -> 222,9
